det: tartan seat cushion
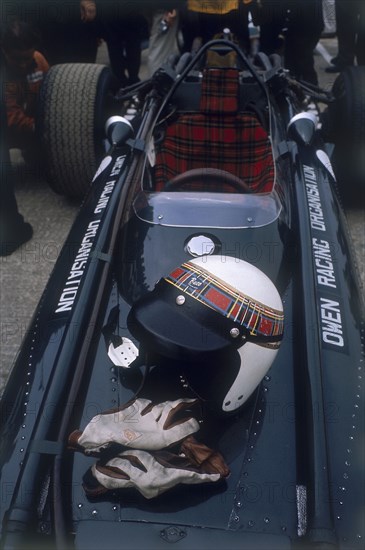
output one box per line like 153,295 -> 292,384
154,68 -> 274,193
154,113 -> 274,192
199,67 -> 239,114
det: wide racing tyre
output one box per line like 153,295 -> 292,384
329,66 -> 365,201
39,63 -> 114,197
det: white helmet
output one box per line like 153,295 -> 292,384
128,256 -> 284,414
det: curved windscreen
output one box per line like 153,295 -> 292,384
133,191 -> 282,229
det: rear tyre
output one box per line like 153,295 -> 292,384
39,63 -> 115,197
328,66 -> 365,202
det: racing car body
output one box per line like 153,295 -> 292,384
0,40 -> 364,549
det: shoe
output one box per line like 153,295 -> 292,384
325,65 -> 344,73
0,222 -> 33,257
330,56 -> 340,65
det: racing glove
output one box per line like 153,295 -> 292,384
180,435 -> 231,476
83,444 -> 229,499
68,398 -> 200,454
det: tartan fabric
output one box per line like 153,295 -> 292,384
165,261 -> 284,341
199,68 -> 239,114
155,112 -> 274,193
154,67 -> 274,193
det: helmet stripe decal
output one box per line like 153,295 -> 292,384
165,262 -> 284,340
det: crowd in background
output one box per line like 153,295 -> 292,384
1,0 -> 364,256
2,1 -> 364,84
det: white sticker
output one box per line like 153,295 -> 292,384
316,150 -> 336,180
92,156 -> 113,182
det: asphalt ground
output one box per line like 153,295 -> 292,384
0,38 -> 364,394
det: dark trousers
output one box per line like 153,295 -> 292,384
39,19 -> 99,65
252,0 -> 288,55
0,99 -> 27,246
335,0 -> 364,66
252,0 -> 323,83
285,1 -> 324,84
101,14 -> 148,86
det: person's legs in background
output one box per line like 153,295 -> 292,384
326,0 -> 359,72
0,99 -> 32,257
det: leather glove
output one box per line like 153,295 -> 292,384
180,435 -> 230,477
83,446 -> 229,499
68,398 -> 200,454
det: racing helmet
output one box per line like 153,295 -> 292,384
128,256 -> 284,414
